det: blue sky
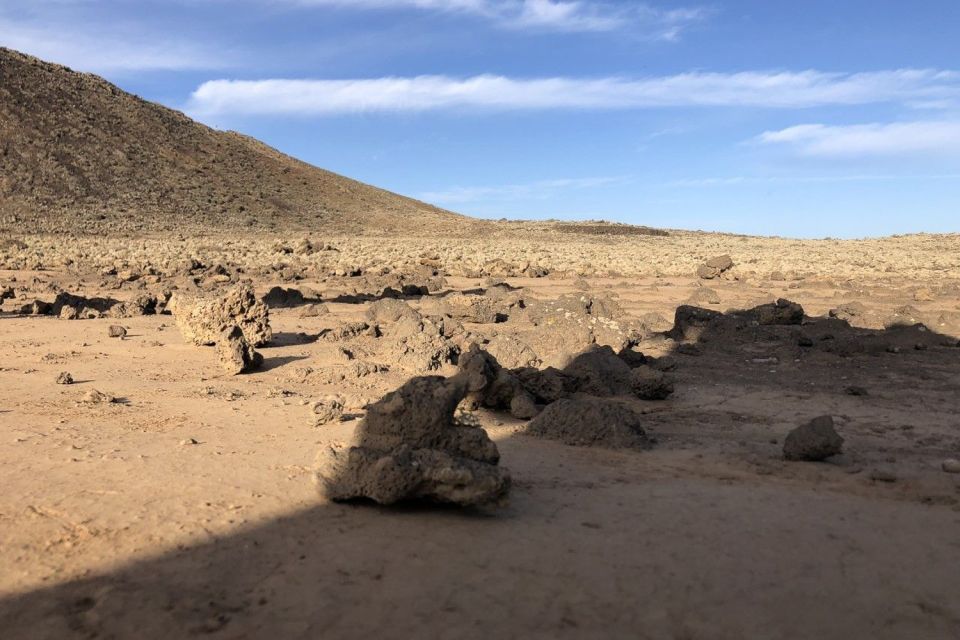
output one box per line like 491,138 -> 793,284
3,1 -> 960,237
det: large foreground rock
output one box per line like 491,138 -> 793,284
316,375 -> 511,507
783,415 -> 844,461
170,286 -> 272,347
525,396 -> 652,450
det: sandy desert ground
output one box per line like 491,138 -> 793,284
2,229 -> 960,639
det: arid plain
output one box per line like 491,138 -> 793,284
2,228 -> 960,639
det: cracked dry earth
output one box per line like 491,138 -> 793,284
1,232 -> 960,639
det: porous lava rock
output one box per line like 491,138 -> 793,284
382,315 -> 462,373
315,375 -> 511,507
562,345 -> 635,397
312,395 -> 345,426
525,396 -> 652,450
216,325 -> 263,375
441,292 -> 505,324
667,305 -> 722,342
750,298 -> 804,325
563,345 -> 675,401
170,286 -> 272,347
687,287 -> 720,306
783,415 -> 844,461
521,293 -> 636,367
630,365 -> 675,400
365,299 -> 422,325
484,334 -> 539,370
458,345 -> 539,419
262,286 -> 306,308
697,254 -> 734,279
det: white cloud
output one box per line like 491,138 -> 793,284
0,14 -> 226,73
419,176 -> 625,203
187,69 -> 960,116
666,173 -> 960,187
279,0 -> 704,35
757,121 -> 960,156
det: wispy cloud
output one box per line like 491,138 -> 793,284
757,121 -> 960,156
666,173 -> 960,187
419,176 -> 625,203
282,0 -> 706,35
0,13 -> 227,73
187,69 -> 960,117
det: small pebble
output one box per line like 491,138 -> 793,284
108,325 -> 127,338
870,469 -> 898,483
942,459 -> 960,474
56,371 -> 74,385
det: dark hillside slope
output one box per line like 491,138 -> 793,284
0,48 -> 471,235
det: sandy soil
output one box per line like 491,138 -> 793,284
1,232 -> 959,639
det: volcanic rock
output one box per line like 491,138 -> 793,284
697,254 -> 734,279
313,395 -> 345,426
262,286 -> 306,308
484,334 -> 539,369
667,305 -> 722,342
170,286 -> 272,347
750,298 -> 805,325
525,396 -> 652,450
315,375 -> 510,506
458,345 -> 538,419
216,325 -> 263,375
687,287 -> 720,306
630,365 -> 675,400
365,299 -> 422,325
442,292 -> 505,324
783,415 -> 844,461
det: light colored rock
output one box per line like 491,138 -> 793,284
941,459 -> 960,474
313,395 -> 345,426
170,285 -> 272,347
216,325 -> 263,375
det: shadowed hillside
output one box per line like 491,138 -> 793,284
0,48 -> 474,236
